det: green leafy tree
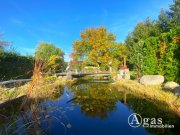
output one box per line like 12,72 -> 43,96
35,42 -> 64,72
156,9 -> 171,33
166,0 -> 180,82
142,37 -> 159,75
126,19 -> 154,78
167,0 -> 180,27
173,26 -> 180,82
158,30 -> 179,81
125,0 -> 180,82
110,43 -> 128,71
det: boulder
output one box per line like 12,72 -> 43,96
174,86 -> 180,97
164,81 -> 179,90
140,75 -> 164,85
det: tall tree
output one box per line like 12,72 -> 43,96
125,0 -> 180,82
156,9 -> 170,33
142,37 -> 159,75
167,0 -> 180,27
125,19 -> 154,78
72,27 -> 117,71
35,42 -> 64,72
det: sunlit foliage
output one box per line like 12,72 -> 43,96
72,27 -> 127,71
125,0 -> 180,82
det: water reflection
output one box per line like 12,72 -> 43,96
0,86 -> 65,135
71,82 -> 180,135
71,83 -> 120,119
0,81 -> 179,135
125,94 -> 180,135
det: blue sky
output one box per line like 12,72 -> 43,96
0,0 -> 172,61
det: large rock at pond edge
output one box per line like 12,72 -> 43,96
174,86 -> 180,94
164,81 -> 179,90
140,75 -> 164,85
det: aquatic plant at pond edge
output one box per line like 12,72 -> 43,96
111,79 -> 180,116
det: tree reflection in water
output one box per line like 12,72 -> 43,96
71,83 -> 123,119
0,81 -> 180,135
71,81 -> 180,135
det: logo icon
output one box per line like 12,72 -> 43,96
128,113 -> 142,128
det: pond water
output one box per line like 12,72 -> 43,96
0,81 -> 180,135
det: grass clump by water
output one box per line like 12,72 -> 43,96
0,76 -> 66,104
0,61 -> 66,104
111,79 -> 180,116
0,84 -> 28,103
0,60 -> 73,135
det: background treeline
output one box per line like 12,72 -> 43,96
0,0 -> 179,83
125,0 -> 180,82
0,50 -> 34,81
0,41 -> 65,81
72,0 -> 179,83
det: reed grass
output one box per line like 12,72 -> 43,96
112,79 -> 180,115
0,60 -> 72,135
0,84 -> 28,102
0,60 -> 67,103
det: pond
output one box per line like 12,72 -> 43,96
0,81 -> 179,135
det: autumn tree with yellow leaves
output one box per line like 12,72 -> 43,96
47,55 -> 63,72
72,27 -> 127,71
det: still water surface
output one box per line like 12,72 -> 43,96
0,81 -> 179,135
